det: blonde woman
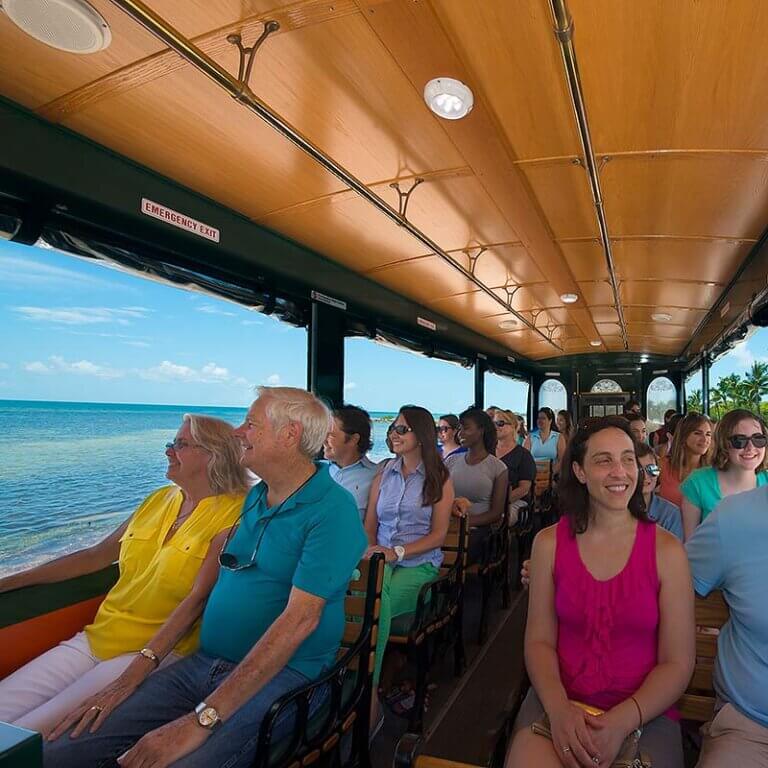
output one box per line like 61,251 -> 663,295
680,409 -> 768,540
657,412 -> 712,509
0,414 -> 249,735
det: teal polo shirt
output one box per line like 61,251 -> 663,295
200,462 -> 367,680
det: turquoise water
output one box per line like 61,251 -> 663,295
0,400 -> 399,575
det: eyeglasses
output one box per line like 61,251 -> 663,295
728,433 -> 768,449
493,420 -> 511,428
165,439 -> 203,452
436,426 -> 451,433
388,424 -> 414,436
643,464 -> 661,477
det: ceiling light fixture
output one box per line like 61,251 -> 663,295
2,0 -> 112,53
498,319 -> 518,330
423,78 -> 474,120
560,293 -> 579,304
589,340 -> 601,347
651,312 -> 672,322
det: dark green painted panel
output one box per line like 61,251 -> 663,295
0,565 -> 118,629
0,723 -> 41,768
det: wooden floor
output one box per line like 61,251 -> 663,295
371,576 -> 528,768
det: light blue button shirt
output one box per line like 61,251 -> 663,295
648,494 -> 683,540
686,486 -> 768,728
329,455 -> 378,521
529,430 -> 559,461
375,458 -> 443,569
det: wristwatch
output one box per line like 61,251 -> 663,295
194,701 -> 222,730
394,545 -> 406,563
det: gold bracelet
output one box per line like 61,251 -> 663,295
138,647 -> 160,668
629,695 -> 643,730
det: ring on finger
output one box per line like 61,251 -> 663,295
89,705 -> 103,712
562,745 -> 571,754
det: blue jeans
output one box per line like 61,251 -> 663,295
44,652 -> 310,768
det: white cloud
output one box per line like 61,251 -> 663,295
0,256 -> 114,289
124,341 -> 151,348
14,306 -> 150,326
266,373 -> 281,385
197,304 -> 236,317
23,356 -> 123,379
139,360 -> 235,385
344,382 -> 358,391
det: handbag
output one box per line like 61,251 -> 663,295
531,701 -> 650,768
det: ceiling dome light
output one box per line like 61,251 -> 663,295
2,0 -> 111,54
651,312 -> 672,322
424,78 -> 474,120
498,319 -> 518,330
590,340 -> 602,347
560,293 -> 579,304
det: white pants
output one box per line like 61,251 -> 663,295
0,632 -> 180,733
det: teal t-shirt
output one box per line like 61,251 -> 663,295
200,462 -> 367,680
687,486 -> 768,727
681,467 -> 768,521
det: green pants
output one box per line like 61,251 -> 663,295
374,562 -> 439,687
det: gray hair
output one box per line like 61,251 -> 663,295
183,414 -> 250,495
257,386 -> 332,458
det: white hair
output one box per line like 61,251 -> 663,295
256,386 -> 332,458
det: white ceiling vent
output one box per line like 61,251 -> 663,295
2,0 -> 111,54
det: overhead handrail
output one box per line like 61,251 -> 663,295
108,0 -> 563,352
549,0 -> 629,351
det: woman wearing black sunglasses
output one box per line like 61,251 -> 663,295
680,409 -> 768,541
637,443 -> 683,540
436,414 -> 466,459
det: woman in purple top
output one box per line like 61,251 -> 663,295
507,417 -> 694,768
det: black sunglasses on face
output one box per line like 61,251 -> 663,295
388,424 -> 414,436
728,433 -> 768,449
436,426 -> 451,433
643,464 -> 661,477
493,420 -> 510,428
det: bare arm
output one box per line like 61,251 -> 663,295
523,436 -> 532,452
470,472 -> 507,527
680,498 -> 702,542
603,531 -> 695,733
206,586 -> 324,719
0,519 -> 128,594
508,479 -> 532,503
554,435 -> 567,475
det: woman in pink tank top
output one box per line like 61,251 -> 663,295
506,417 -> 694,768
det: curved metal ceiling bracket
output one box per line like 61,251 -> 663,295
389,177 -> 424,221
503,282 -> 521,306
464,246 -> 488,275
226,20 -> 280,97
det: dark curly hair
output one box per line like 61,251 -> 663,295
558,416 -> 647,534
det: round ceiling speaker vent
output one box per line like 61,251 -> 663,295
2,0 -> 111,54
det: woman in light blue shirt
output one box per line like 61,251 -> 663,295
680,409 -> 768,540
524,407 -> 566,472
364,406 -> 454,692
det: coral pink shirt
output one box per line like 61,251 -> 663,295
657,457 -> 683,509
554,516 -> 676,718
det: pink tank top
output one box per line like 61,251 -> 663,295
554,516 -> 676,717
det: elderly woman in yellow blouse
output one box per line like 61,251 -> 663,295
0,414 -> 248,735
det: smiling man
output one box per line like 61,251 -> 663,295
46,386 -> 367,768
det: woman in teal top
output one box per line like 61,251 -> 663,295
524,407 -> 567,473
680,409 -> 768,540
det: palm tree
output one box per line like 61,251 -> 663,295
710,386 -> 727,419
687,389 -> 703,413
719,374 -> 745,410
744,362 -> 768,413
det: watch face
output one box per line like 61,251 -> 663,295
198,707 -> 219,727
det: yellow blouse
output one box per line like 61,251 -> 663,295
85,486 -> 244,660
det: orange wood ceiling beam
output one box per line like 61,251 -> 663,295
353,0 -> 602,349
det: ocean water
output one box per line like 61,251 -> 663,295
0,400 -> 398,576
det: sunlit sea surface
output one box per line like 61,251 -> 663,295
0,400 -> 399,576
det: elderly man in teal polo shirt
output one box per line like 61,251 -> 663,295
46,386 -> 367,768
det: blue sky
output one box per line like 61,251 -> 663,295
1,240 -> 763,413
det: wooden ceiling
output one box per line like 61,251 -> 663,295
3,0 -> 768,359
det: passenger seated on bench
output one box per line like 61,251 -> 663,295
637,443 -> 683,540
445,408 -> 507,564
507,416 -> 694,768
0,415 -> 248,734
364,406 -> 454,693
657,412 -> 713,509
524,407 -> 567,475
324,404 -> 379,521
45,387 -> 367,768
627,413 -> 648,445
437,414 -> 467,459
687,484 -> 768,767
680,409 -> 768,541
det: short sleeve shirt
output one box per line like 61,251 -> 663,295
647,494 -> 683,540
686,486 -> 768,727
445,453 -> 507,518
682,466 -> 768,522
499,445 -> 537,504
329,455 -> 378,521
200,463 -> 367,680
